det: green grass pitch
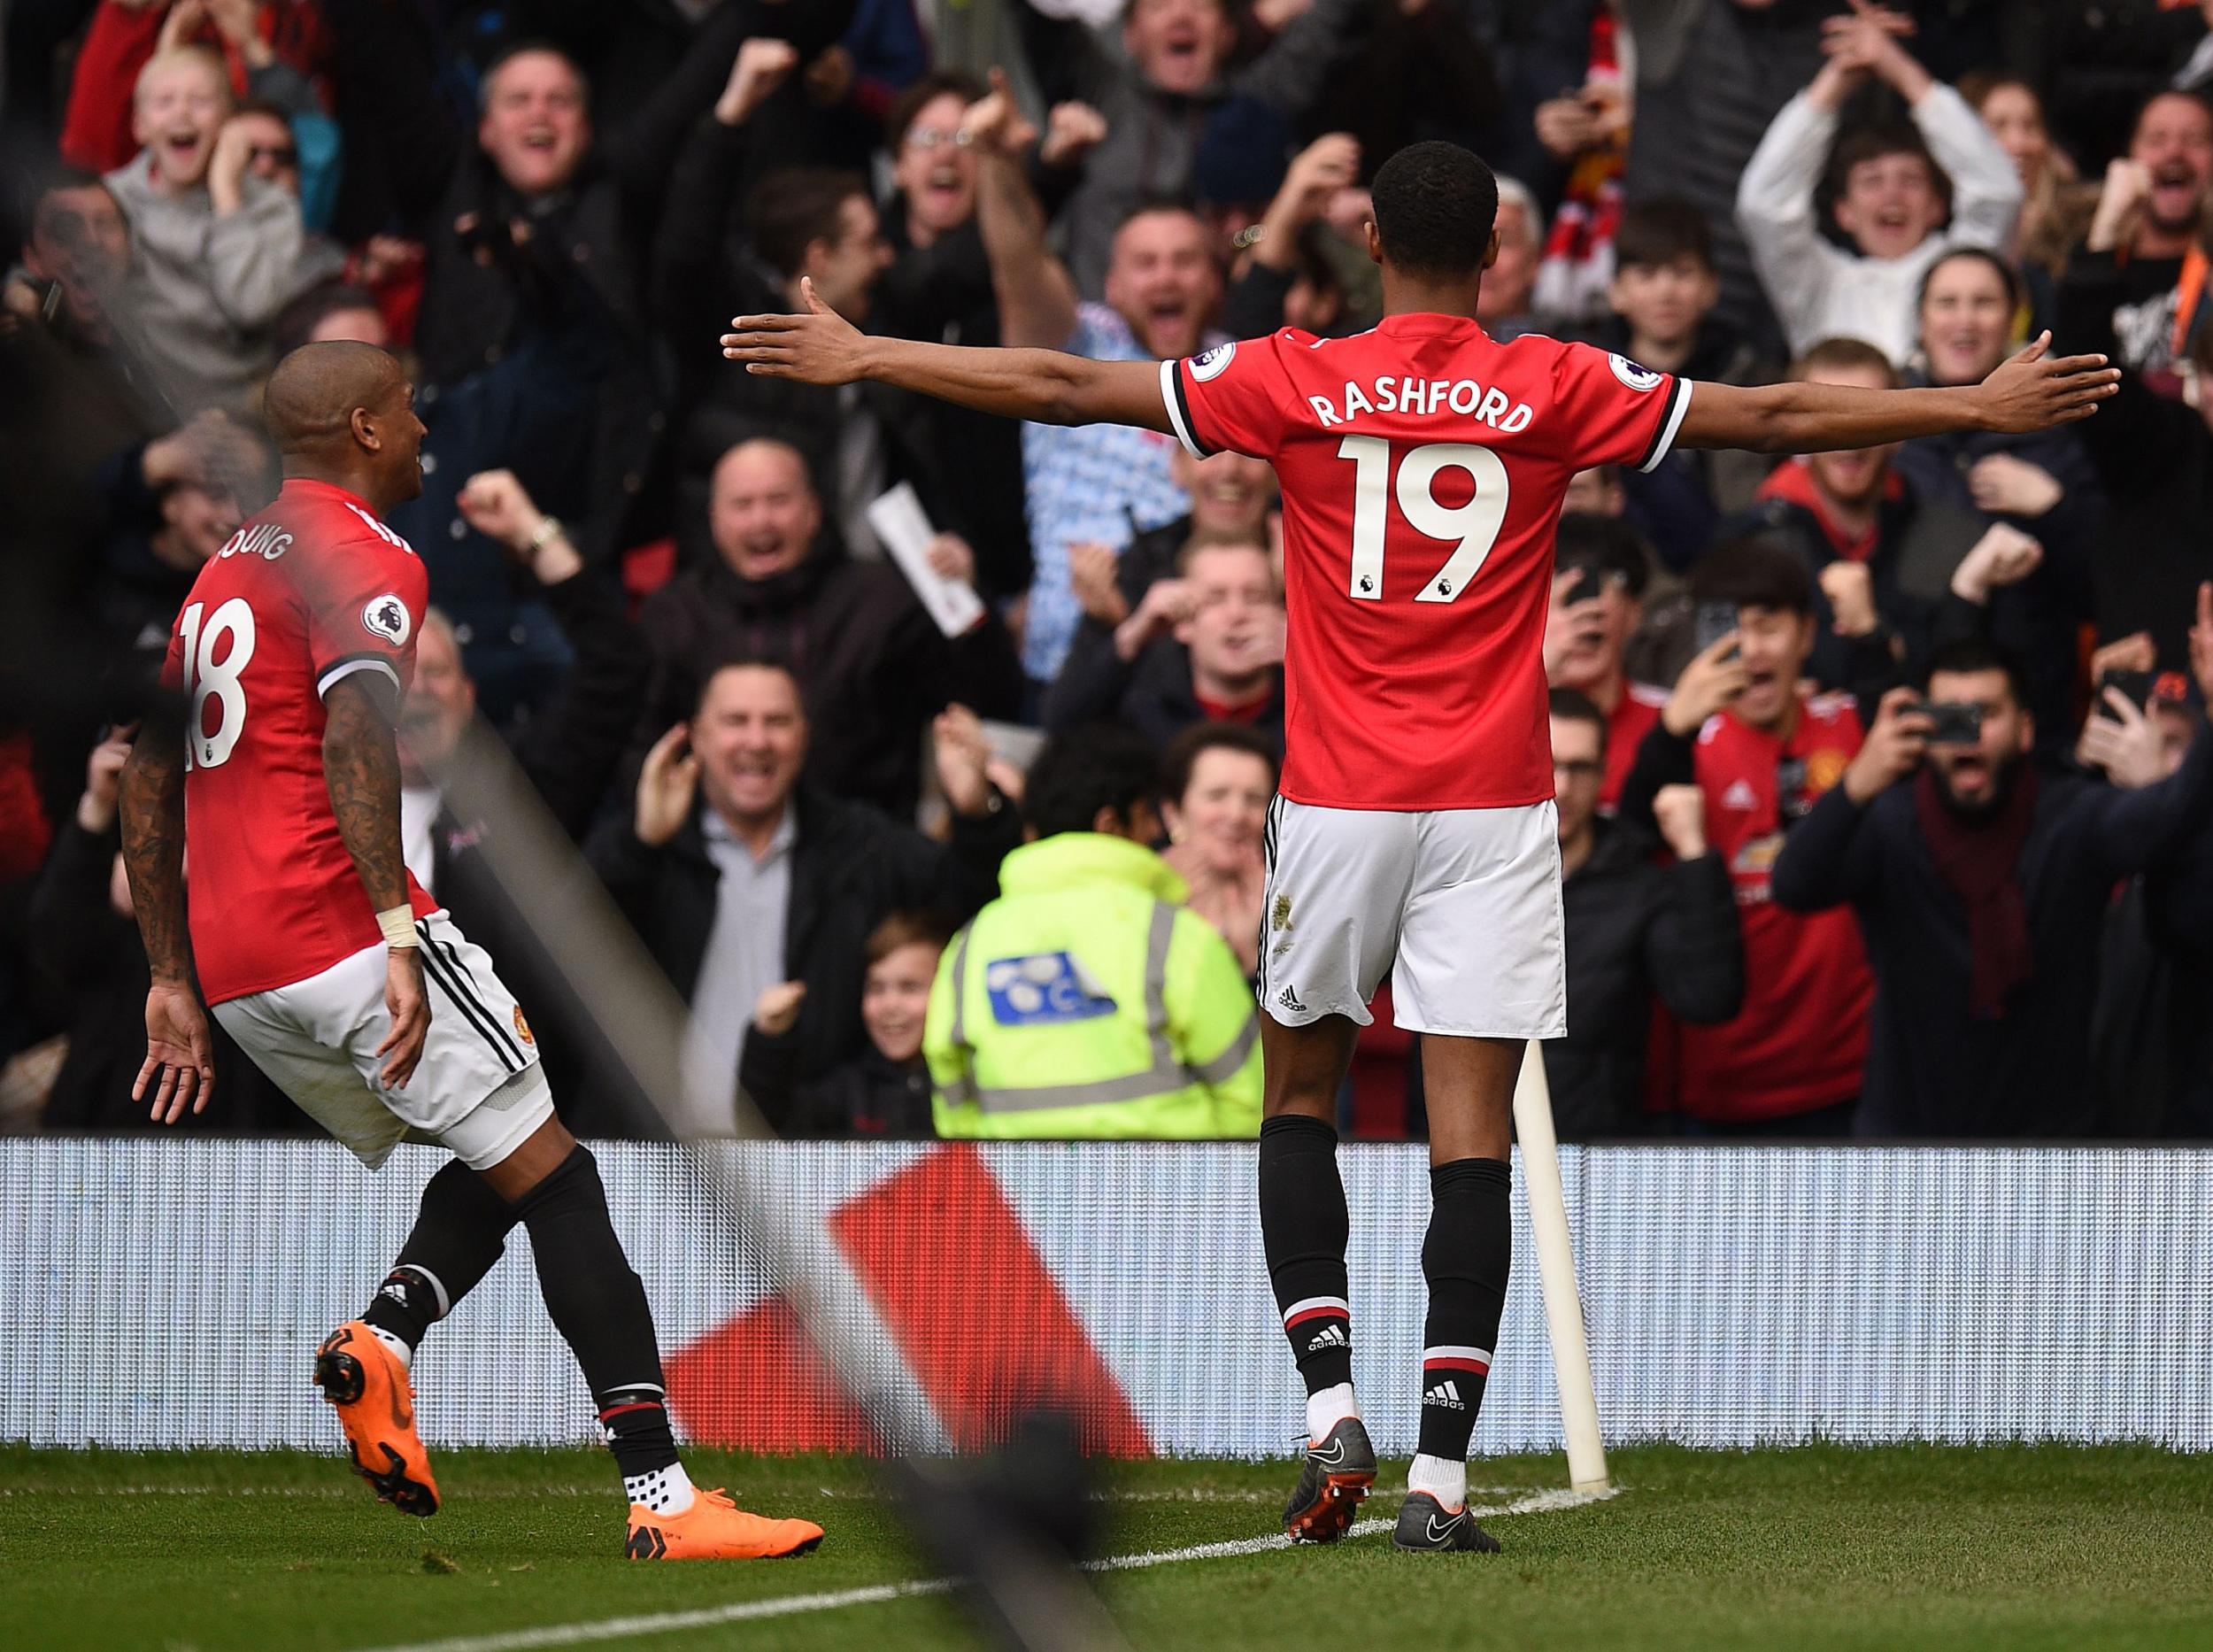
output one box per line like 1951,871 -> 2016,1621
4,1443 -> 2211,1650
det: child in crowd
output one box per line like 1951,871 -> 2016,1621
743,914 -> 952,1139
1602,198 -> 1770,553
1735,3 -> 2018,366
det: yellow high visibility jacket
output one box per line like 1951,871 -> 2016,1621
924,833 -> 1262,1139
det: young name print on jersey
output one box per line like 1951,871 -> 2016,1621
1164,315 -> 1693,813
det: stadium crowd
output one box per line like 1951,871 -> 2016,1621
4,0 -> 2213,1144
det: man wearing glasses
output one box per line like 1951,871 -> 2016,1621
1545,689 -> 1743,1139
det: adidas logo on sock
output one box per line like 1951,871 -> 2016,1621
377,1281 -> 410,1306
1423,1380 -> 1466,1410
1305,1323 -> 1348,1352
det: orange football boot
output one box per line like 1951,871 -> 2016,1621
624,1489 -> 824,1560
312,1321 -> 440,1517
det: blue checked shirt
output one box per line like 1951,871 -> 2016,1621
1020,304 -> 1214,683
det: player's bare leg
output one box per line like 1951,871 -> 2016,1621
1392,1032 -> 1517,1554
333,1113 -> 822,1559
1259,1013 -> 1378,1541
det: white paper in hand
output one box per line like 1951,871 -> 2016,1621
868,482 -> 986,638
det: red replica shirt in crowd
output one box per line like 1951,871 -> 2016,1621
159,479 -> 437,1004
1676,691 -> 1871,1123
1602,681 -> 1669,812
1165,315 -> 1692,811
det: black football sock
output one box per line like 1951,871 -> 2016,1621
1415,1157 -> 1512,1467
505,1145 -> 681,1487
360,1159 -> 520,1355
1259,1114 -> 1353,1395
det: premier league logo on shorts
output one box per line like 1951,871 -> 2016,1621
360,594 -> 413,646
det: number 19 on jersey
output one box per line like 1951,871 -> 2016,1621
1338,436 -> 1511,605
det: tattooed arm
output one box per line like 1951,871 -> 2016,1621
322,673 -> 431,1087
120,711 -> 215,1123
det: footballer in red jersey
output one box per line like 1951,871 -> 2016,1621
721,138 -> 2118,1554
158,477 -> 440,1006
120,342 -> 821,1562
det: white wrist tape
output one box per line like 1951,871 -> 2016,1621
377,906 -> 420,949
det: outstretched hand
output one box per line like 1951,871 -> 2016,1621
722,278 -> 869,385
1976,333 -> 2120,433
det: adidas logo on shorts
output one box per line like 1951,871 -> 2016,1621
1305,1323 -> 1348,1353
1277,984 -> 1306,1013
1423,1380 -> 1467,1410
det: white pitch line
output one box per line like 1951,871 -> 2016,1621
351,1581 -> 959,1652
353,1486 -> 1617,1652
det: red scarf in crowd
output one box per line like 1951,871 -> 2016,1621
1914,762 -> 2040,1019
1755,459 -> 1905,565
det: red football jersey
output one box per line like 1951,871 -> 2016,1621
1164,315 -> 1691,811
1601,681 -> 1668,813
1675,691 -> 1871,1123
159,479 -> 437,1004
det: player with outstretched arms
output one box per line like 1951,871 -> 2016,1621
120,341 -> 822,1562
721,141 -> 2116,1553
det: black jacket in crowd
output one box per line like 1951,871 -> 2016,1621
27,818 -> 290,1133
872,196 -> 1034,602
405,21 -> 749,626
2091,831 -> 2213,1139
1770,728 -> 2213,1137
1039,510 -> 1286,752
1040,513 -> 1193,732
413,569 -> 653,1133
1047,631 -> 1286,757
1596,313 -> 1772,569
740,1036 -> 936,1139
1891,416 -> 2105,763
1547,817 -> 1745,1139
1719,477 -> 1986,706
584,784 -> 1019,1105
636,542 -> 1022,818
651,120 -> 1003,590
2056,254 -> 2213,677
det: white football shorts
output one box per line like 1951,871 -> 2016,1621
1257,797 -> 1567,1040
212,910 -> 553,1171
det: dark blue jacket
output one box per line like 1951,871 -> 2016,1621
1772,729 -> 2213,1137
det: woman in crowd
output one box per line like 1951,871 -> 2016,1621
1160,723 -> 1276,981
1895,247 -> 2103,755
1962,73 -> 2095,296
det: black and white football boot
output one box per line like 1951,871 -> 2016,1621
1281,1415 -> 1377,1542
1392,1490 -> 1502,1553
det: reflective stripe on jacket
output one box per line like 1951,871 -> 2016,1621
924,833 -> 1261,1139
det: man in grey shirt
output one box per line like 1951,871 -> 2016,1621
589,659 -> 1018,1135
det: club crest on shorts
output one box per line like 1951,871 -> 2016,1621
1608,352 -> 1664,392
513,1006 -> 536,1047
1190,341 -> 1237,382
361,594 -> 413,646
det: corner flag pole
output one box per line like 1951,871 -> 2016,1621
1512,1038 -> 1608,1494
